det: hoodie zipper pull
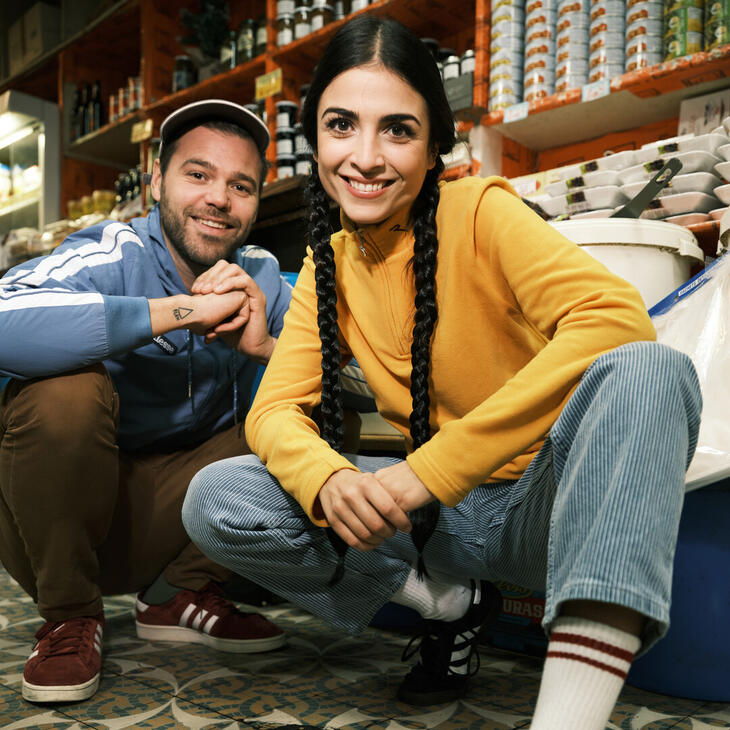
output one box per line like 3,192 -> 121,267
357,230 -> 368,257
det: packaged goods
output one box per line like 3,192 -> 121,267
665,30 -> 705,56
626,49 -> 663,69
590,0 -> 626,20
590,63 -> 624,80
590,30 -> 625,49
626,18 -> 664,38
626,1 -> 663,24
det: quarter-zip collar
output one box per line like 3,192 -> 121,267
337,205 -> 415,259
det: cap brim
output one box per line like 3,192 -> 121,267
159,99 -> 270,156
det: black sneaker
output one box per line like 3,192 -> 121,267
396,580 -> 502,706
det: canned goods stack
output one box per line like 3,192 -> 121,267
705,0 -> 730,48
489,0 -> 525,110
588,0 -> 625,82
625,0 -> 663,71
555,0 -> 590,93
664,0 -> 705,60
524,0 -> 557,103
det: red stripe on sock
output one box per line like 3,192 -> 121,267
550,631 -> 635,663
546,651 -> 629,679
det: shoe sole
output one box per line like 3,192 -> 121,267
22,673 -> 100,703
135,621 -> 286,653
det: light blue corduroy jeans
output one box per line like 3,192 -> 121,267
183,342 -> 701,652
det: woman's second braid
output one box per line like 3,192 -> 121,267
407,159 -> 443,578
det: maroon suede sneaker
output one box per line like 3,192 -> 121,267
22,613 -> 104,703
135,581 -> 286,653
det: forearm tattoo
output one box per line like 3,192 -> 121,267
173,306 -> 193,321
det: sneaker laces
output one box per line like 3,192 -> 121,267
34,617 -> 99,659
401,622 -> 482,678
195,582 -> 248,618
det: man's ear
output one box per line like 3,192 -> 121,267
149,159 -> 163,203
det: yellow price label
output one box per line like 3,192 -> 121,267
131,118 -> 153,144
255,68 -> 283,101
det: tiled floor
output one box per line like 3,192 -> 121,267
0,566 -> 728,729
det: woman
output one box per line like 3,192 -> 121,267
183,15 -> 701,728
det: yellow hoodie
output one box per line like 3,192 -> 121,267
246,175 -> 655,525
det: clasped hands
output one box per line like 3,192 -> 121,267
317,460 -> 436,552
188,261 -> 275,363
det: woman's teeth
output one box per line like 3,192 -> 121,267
349,179 -> 387,192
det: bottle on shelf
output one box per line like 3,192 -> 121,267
70,87 -> 81,141
237,19 -> 257,62
90,80 -> 103,132
79,84 -> 90,137
221,29 -> 239,69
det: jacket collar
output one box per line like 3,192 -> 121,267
337,206 -> 414,258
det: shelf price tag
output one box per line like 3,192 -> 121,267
255,68 -> 283,101
581,78 -> 610,103
130,118 -> 153,144
503,101 -> 529,124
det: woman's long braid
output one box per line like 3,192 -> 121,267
306,164 -> 349,584
407,159 -> 443,579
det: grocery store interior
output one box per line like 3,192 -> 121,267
1,0 -> 730,728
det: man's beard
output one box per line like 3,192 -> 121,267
158,195 -> 251,271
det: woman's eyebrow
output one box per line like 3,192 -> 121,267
321,107 -> 357,119
321,108 -> 422,127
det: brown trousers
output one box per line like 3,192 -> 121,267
0,364 -> 250,621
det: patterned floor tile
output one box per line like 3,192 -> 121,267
1,565 -> 729,730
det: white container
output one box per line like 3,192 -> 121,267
717,143 -> 730,162
715,183 -> 730,204
636,133 -> 729,163
549,218 -> 704,308
715,160 -> 730,180
620,151 -> 723,183
639,191 -> 720,219
546,168 -> 622,195
542,184 -> 628,217
709,207 -> 728,221
621,171 -> 722,198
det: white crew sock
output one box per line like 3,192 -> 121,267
391,568 -> 472,622
531,616 -> 641,730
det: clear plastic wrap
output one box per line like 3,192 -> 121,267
650,247 -> 730,490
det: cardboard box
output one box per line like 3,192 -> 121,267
7,16 -> 26,77
678,88 -> 730,135
23,2 -> 60,63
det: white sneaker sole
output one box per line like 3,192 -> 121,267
135,621 -> 286,653
22,672 -> 100,703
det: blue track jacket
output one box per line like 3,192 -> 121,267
0,207 -> 292,452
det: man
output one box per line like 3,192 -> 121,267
0,100 -> 292,704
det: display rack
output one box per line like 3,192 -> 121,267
0,0 -> 728,248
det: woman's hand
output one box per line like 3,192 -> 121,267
318,469 -> 412,551
374,461 -> 436,513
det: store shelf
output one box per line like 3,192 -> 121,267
65,114 -> 142,169
271,0 -> 476,72
484,45 -> 730,150
144,56 -> 267,125
0,191 -> 40,218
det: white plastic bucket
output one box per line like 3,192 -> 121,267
550,218 -> 704,309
